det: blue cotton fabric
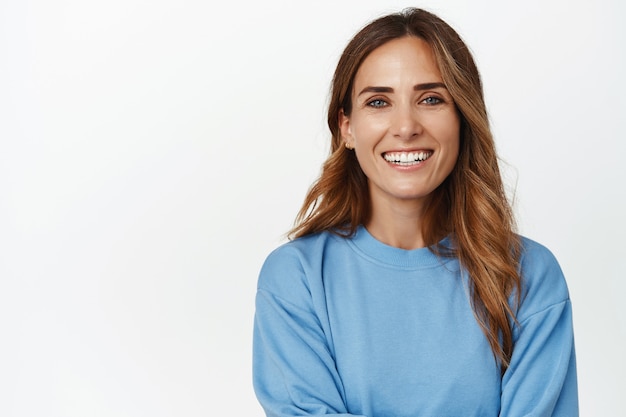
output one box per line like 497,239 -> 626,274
253,226 -> 578,417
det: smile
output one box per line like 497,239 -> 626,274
383,151 -> 433,165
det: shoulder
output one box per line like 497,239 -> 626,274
516,236 -> 571,321
257,231 -> 343,302
518,237 -> 564,278
259,232 -> 336,278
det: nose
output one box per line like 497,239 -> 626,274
390,105 -> 422,140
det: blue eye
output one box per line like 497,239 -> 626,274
422,96 -> 442,105
367,99 -> 388,108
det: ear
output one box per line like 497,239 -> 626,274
338,109 -> 354,149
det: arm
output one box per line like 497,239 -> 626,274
500,240 -> 579,417
500,300 -> 578,416
253,247 -> 365,417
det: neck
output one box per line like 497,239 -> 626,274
365,198 -> 427,250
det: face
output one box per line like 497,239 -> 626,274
340,36 -> 460,211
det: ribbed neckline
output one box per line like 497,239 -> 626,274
344,225 -> 451,269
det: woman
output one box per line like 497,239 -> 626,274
253,8 -> 577,417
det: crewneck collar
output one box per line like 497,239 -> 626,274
345,225 -> 451,269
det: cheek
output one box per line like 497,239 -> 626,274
445,114 -> 461,150
351,116 -> 387,141
450,131 -> 461,158
438,120 -> 460,150
438,122 -> 461,169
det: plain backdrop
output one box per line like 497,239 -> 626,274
1,0 -> 624,415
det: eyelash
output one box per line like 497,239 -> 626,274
366,99 -> 388,108
422,96 -> 443,105
365,96 -> 444,108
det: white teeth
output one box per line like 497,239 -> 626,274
383,151 -> 432,164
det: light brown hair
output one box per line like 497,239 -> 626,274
289,8 -> 521,371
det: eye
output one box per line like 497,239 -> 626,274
421,96 -> 443,105
366,98 -> 388,108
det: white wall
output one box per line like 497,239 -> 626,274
1,0 -> 624,415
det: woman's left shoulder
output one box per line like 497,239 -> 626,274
516,236 -> 571,320
518,236 -> 562,271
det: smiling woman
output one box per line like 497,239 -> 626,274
339,36 -> 460,249
253,8 -> 578,417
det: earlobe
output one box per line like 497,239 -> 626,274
339,109 -> 354,149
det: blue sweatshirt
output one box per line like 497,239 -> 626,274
253,226 -> 578,416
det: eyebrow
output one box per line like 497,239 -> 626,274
357,82 -> 447,96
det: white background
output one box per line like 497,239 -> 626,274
1,0 -> 624,415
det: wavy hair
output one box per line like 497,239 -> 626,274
289,8 -> 522,371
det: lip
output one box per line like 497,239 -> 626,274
382,148 -> 433,154
381,148 -> 434,157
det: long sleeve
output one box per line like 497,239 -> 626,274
253,244 -> 365,417
500,240 -> 579,417
252,231 -> 578,417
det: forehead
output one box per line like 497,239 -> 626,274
353,36 -> 442,88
